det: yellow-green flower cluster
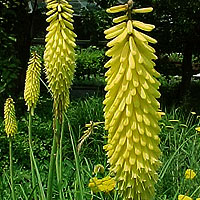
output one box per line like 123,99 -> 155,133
185,169 -> 196,180
178,195 -> 193,200
24,52 -> 41,115
4,98 -> 17,137
94,164 -> 105,174
195,127 -> 200,132
88,176 -> 116,193
104,2 -> 161,200
44,0 -> 76,120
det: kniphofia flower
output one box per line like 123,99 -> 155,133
104,1 -> 161,199
24,51 -> 41,115
4,98 -> 17,137
44,0 -> 76,120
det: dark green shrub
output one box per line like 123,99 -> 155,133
75,46 -> 106,81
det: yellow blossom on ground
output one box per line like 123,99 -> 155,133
88,176 -> 116,193
94,164 -> 105,174
195,127 -> 200,132
185,169 -> 196,179
178,195 -> 193,200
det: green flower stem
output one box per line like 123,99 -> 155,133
66,116 -> 84,200
60,116 -> 64,184
28,112 -> 37,200
56,117 -> 64,200
9,137 -> 16,200
47,118 -> 61,200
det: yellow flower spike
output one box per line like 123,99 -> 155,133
24,52 -> 41,116
178,195 -> 193,200
104,1 -> 161,199
88,176 -> 116,193
44,0 -> 76,121
4,98 -> 17,137
185,169 -> 196,179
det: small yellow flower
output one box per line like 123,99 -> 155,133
195,127 -> 200,132
88,176 -> 116,193
196,198 -> 200,200
178,195 -> 193,200
24,51 -> 41,116
4,98 -> 17,137
93,164 -> 105,174
185,169 -> 196,179
191,112 -> 196,115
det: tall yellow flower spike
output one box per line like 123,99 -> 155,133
44,0 -> 76,120
4,98 -> 17,137
103,1 -> 161,199
24,52 -> 41,116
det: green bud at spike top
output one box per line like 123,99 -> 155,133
24,52 -> 41,116
104,2 -> 161,200
4,98 -> 17,137
44,0 -> 76,120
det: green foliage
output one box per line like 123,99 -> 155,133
1,94 -> 200,199
75,46 -> 106,81
78,7 -> 112,42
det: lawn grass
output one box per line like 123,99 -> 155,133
0,90 -> 200,199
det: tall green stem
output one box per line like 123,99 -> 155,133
55,118 -> 63,200
47,118 -> 61,200
67,117 -> 84,200
9,137 -> 16,200
28,112 -> 37,200
60,116 -> 64,184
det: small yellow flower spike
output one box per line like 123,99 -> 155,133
178,195 -> 193,200
104,1 -> 161,199
88,176 -> 116,193
195,127 -> 200,132
44,0 -> 76,121
4,98 -> 17,137
185,169 -> 196,179
24,52 -> 41,116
